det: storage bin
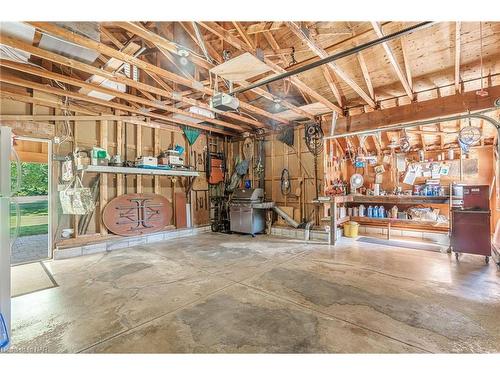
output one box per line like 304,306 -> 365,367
344,221 -> 359,238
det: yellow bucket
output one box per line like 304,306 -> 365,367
344,221 -> 359,238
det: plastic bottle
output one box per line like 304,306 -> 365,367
359,204 -> 365,217
367,205 -> 373,218
374,205 -> 379,218
379,206 -> 385,218
391,205 -> 398,218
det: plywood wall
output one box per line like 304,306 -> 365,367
1,88 -> 223,248
231,126 -> 324,224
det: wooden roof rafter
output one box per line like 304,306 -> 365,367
0,60 -> 250,132
286,22 -> 376,109
25,22 -> 288,127
371,22 -> 414,101
0,34 -> 264,130
0,73 -> 236,136
455,21 -> 462,93
260,29 -> 314,106
197,21 -> 344,116
108,21 -> 305,123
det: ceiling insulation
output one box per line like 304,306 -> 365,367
0,22 -> 35,63
38,22 -> 100,64
172,106 -> 215,124
79,42 -> 142,101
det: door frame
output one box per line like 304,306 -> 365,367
13,136 -> 53,261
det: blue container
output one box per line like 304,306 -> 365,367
367,205 -> 373,218
0,313 -> 9,350
379,206 -> 385,218
174,144 -> 185,155
244,180 -> 251,189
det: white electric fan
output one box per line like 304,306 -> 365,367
350,173 -> 364,195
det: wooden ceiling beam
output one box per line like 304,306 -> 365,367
26,22 -> 288,126
332,84 -> 500,135
287,22 -> 376,108
321,66 -> 344,107
356,51 -> 374,101
420,126 -> 427,151
100,26 -> 125,49
0,88 -> 100,115
371,22 -> 414,101
1,61 -> 247,132
198,21 -> 344,116
232,22 -> 255,50
111,22 -> 305,123
400,35 -> 413,91
0,73 -> 235,136
455,21 -> 462,93
260,30 -> 313,108
1,34 -> 263,129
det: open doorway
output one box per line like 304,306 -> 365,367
10,137 -> 51,265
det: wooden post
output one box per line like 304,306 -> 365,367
99,119 -> 108,235
136,123 -> 142,193
271,134 -> 275,202
154,127 -> 160,194
116,113 -> 123,196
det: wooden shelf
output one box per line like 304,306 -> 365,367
349,194 -> 451,205
313,195 -> 354,204
350,216 -> 449,232
82,165 -> 199,177
321,216 -> 350,225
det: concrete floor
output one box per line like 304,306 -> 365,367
11,234 -> 49,264
8,232 -> 500,353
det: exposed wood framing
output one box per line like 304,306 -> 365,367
118,22 -> 316,120
333,85 -> 500,134
287,22 -> 376,108
356,51 -> 375,101
321,66 -> 344,107
232,22 -> 255,49
25,22 -> 288,126
116,116 -> 124,196
0,68 -> 236,136
4,35 -> 262,128
400,35 -> 413,91
99,119 -> 109,235
455,21 -> 462,93
197,21 -> 344,116
371,22 -> 414,101
1,60 -> 247,132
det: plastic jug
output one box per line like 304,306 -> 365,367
359,205 -> 365,217
391,205 -> 398,219
367,205 -> 373,218
379,206 -> 385,218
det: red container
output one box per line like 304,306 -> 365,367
462,185 -> 489,210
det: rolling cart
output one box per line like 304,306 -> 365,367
451,185 -> 492,264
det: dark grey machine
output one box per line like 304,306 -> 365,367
229,188 -> 273,236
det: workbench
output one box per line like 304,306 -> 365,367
314,195 -> 353,245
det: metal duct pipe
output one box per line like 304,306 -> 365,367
231,21 -> 434,95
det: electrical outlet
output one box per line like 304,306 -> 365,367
54,136 -> 61,144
